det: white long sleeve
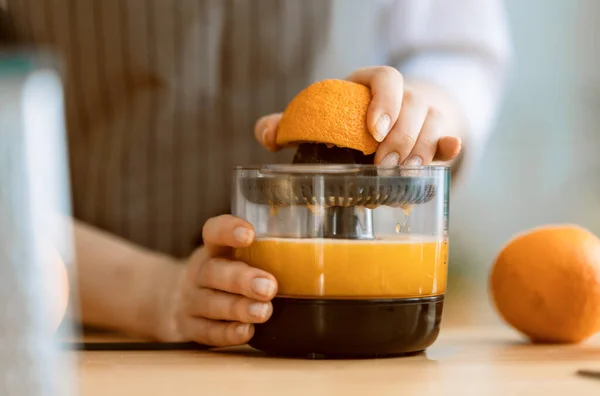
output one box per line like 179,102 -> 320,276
384,0 -> 513,180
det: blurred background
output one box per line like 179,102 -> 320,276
447,0 -> 600,325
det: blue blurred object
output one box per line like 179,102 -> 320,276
0,51 -> 76,396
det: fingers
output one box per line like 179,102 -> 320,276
183,317 -> 254,347
202,215 -> 255,255
375,90 -> 428,166
196,257 -> 277,301
435,135 -> 462,162
379,107 -> 462,166
405,109 -> 462,164
254,113 -> 283,152
185,287 -> 273,323
401,108 -> 443,166
347,67 -> 462,165
346,66 -> 404,143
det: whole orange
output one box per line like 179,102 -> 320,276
489,225 -> 600,343
276,79 -> 378,155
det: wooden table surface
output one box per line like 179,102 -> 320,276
76,324 -> 600,396
72,277 -> 599,395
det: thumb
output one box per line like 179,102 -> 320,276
254,113 -> 283,152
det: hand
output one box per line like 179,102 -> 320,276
157,215 -> 277,347
254,66 -> 463,166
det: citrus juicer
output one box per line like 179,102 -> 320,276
232,143 -> 450,358
248,143 -> 437,240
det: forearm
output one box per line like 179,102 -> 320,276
72,220 -> 180,339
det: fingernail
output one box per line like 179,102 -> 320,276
233,227 -> 254,244
248,302 -> 270,319
261,127 -> 269,144
404,156 -> 423,166
374,114 -> 391,142
236,323 -> 251,337
251,277 -> 276,297
380,152 -> 399,167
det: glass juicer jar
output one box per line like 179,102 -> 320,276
233,164 -> 450,358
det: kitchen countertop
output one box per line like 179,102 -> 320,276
76,323 -> 600,396
73,269 -> 599,396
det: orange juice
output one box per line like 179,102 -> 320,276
234,235 -> 447,298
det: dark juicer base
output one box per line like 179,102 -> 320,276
246,143 -> 444,358
249,296 -> 444,359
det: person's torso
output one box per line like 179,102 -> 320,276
2,0 -> 388,257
